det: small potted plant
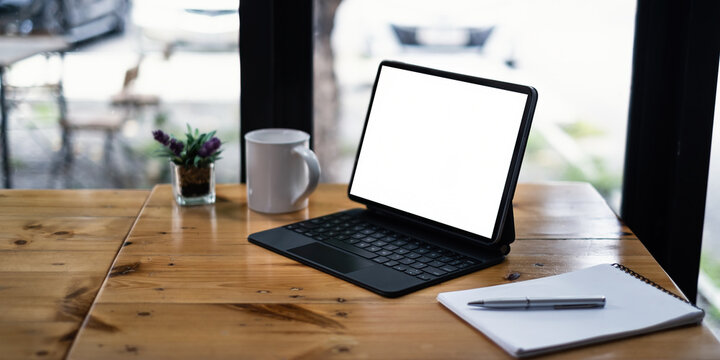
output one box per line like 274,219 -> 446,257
152,125 -> 223,205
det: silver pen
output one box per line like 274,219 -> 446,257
467,296 -> 606,309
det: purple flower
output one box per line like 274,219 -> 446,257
169,138 -> 184,156
198,137 -> 221,157
152,129 -> 170,146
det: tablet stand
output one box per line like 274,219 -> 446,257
496,207 -> 515,255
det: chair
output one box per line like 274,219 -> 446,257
51,58 -> 160,187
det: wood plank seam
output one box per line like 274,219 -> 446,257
63,188 -> 153,360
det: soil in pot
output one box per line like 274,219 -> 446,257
178,166 -> 211,197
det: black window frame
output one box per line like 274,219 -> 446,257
622,0 -> 719,304
239,0 -> 314,182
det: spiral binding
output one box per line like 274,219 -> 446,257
611,263 -> 695,306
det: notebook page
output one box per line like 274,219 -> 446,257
437,264 -> 704,357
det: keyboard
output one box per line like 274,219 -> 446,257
285,212 -> 482,282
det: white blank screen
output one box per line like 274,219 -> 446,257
349,66 -> 528,238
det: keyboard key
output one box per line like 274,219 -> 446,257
405,268 -> 423,276
399,258 -> 415,265
366,246 -> 382,252
402,244 -> 419,250
410,262 -> 427,269
423,266 -> 447,277
448,259 -> 462,266
438,256 -> 454,263
393,265 -> 408,272
416,273 -> 436,281
347,238 -> 360,244
356,242 -> 370,248
352,233 -> 367,239
406,253 -> 421,259
428,261 -> 445,268
414,248 -> 429,255
361,229 -> 375,235
426,252 -> 441,259
456,262 -> 470,269
440,265 -> 458,273
388,254 -> 404,261
373,256 -> 390,264
324,239 -> 377,259
371,233 -> 385,239
377,250 -> 393,256
372,240 -> 388,247
416,257 -> 432,263
384,260 -> 399,267
394,248 -> 410,255
391,240 -> 407,246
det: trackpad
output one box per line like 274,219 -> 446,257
288,243 -> 374,274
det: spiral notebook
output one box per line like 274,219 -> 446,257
437,263 -> 705,358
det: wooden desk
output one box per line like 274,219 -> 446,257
2,184 -> 718,359
0,189 -> 149,359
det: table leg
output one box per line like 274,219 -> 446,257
0,66 -> 11,188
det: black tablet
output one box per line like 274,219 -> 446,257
348,60 -> 537,247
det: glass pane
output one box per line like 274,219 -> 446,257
3,0 -> 240,188
314,0 -> 635,211
699,59 -> 720,339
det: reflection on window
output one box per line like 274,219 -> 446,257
314,0 -> 635,212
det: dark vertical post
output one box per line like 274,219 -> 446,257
239,0 -> 314,182
0,66 -> 11,188
622,0 -> 720,303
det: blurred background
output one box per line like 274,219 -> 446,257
1,0 -> 718,337
1,0 -> 240,188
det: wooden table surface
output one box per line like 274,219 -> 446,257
2,184 -> 719,359
0,189 -> 149,359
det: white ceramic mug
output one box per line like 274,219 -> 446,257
245,128 -> 321,213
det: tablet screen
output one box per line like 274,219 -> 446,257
349,64 -> 529,239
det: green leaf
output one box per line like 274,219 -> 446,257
197,133 -> 209,146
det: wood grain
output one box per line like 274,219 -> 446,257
67,183 -> 720,359
0,190 -> 149,360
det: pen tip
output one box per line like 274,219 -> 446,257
468,300 -> 484,306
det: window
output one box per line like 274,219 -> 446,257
314,0 -> 636,211
699,59 -> 720,339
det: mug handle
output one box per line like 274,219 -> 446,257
291,146 -> 321,206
